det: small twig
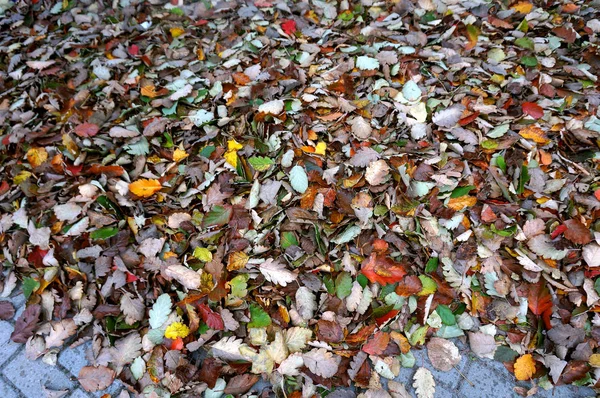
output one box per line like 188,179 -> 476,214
454,364 -> 474,387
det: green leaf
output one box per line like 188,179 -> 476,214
323,274 -> 335,294
496,155 -> 507,173
595,278 -> 600,296
202,205 -> 232,228
248,156 -> 274,172
520,56 -> 538,67
436,304 -> 456,326
357,273 -> 369,288
481,140 -> 498,150
289,165 -> 308,193
149,293 -> 172,329
281,231 -> 299,249
248,303 -> 271,328
425,257 -> 439,273
450,185 -> 475,198
517,165 -> 530,194
494,346 -> 519,362
22,277 -> 40,299
408,325 -> 428,346
90,227 -> 119,240
230,274 -> 249,298
199,145 -> 215,158
335,272 -> 353,300
356,56 -> 379,70
193,247 -> 213,262
515,37 -> 534,50
418,275 -> 437,295
124,137 -> 149,156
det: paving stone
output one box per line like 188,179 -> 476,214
68,389 -> 91,398
460,358 -> 518,397
58,343 -> 91,377
2,352 -> 74,396
0,322 -> 22,366
0,376 -> 22,398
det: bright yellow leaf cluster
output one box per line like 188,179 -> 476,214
514,353 -> 536,380
173,148 -> 189,162
27,147 -> 48,168
224,139 -> 243,168
165,322 -> 190,339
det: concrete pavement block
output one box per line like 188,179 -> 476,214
0,322 -> 22,367
2,353 -> 74,396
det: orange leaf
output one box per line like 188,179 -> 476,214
88,164 -> 125,177
361,254 -> 408,285
511,1 -> 533,14
447,196 -> 477,211
465,25 -> 479,50
129,179 -> 162,198
362,331 -> 390,355
26,147 -> 48,168
141,85 -> 158,98
519,125 -> 549,145
527,280 -> 552,316
514,354 -> 536,380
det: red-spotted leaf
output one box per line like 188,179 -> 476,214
522,102 -> 544,119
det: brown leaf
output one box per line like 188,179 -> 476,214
75,123 -> 100,137
395,276 -> 423,296
317,320 -> 344,343
11,304 -> 41,343
224,374 -> 260,394
563,219 -> 592,245
0,301 -> 15,320
198,357 -> 222,388
78,366 -> 116,392
427,338 -> 461,371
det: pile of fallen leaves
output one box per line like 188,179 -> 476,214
1,0 -> 600,396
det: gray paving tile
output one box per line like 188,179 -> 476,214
0,376 -> 21,398
0,322 -> 22,366
2,351 -> 74,395
68,389 -> 91,398
58,343 -> 91,377
460,358 -> 519,398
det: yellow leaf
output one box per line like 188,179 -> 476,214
514,354 -> 536,380
14,171 -> 32,185
141,85 -> 158,98
173,148 -> 189,162
315,141 -> 326,155
170,27 -> 185,38
511,1 -> 533,14
165,322 -> 190,339
224,150 -> 238,168
129,179 -> 162,198
590,354 -> 600,368
62,134 -> 78,156
519,125 -> 550,145
227,139 -> 243,151
26,147 -> 48,168
227,251 -> 249,271
447,196 -> 477,211
193,247 -> 213,262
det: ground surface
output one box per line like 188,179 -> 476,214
0,292 -> 595,397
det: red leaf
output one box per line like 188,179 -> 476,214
128,44 -> 139,56
281,19 -> 297,35
197,303 -> 224,330
550,224 -> 568,239
75,123 -> 99,137
376,309 -> 399,326
527,281 -> 552,316
361,254 -> 407,285
522,102 -> 544,119
362,331 -> 390,355
171,337 -> 184,350
458,111 -> 480,126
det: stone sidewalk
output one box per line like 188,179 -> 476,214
0,290 -> 595,397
